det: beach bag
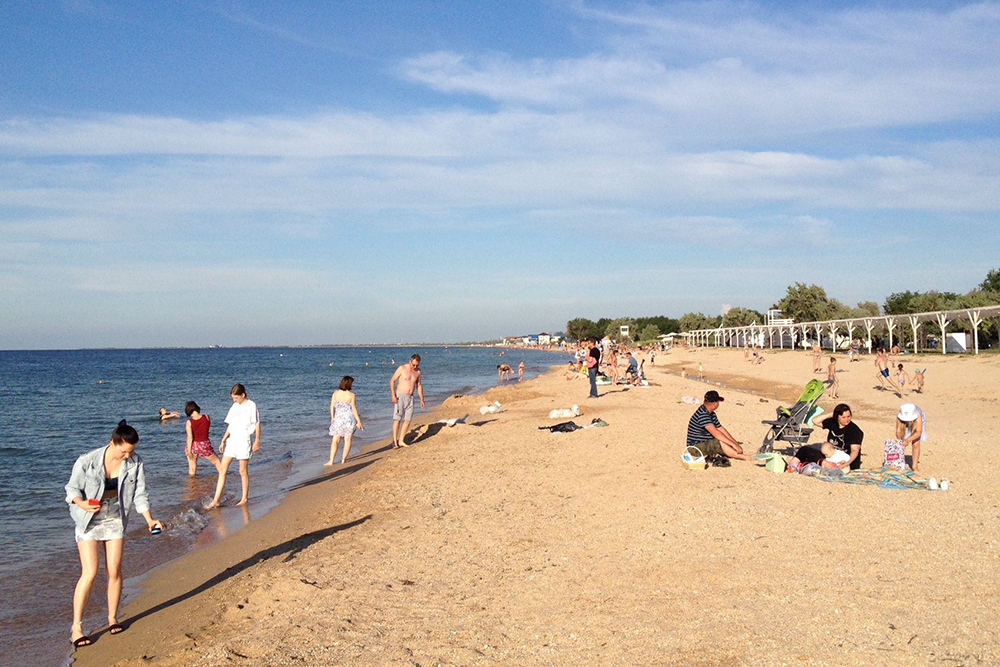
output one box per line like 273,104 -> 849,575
883,438 -> 907,470
752,452 -> 787,474
681,446 -> 707,470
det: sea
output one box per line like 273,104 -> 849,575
0,345 -> 569,667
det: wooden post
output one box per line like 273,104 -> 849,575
769,326 -> 774,349
936,313 -> 950,354
814,324 -> 823,350
968,310 -> 983,354
846,321 -> 856,350
909,315 -> 921,354
864,319 -> 874,353
884,317 -> 897,349
829,323 -> 838,352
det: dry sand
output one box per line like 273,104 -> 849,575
72,347 -> 1000,666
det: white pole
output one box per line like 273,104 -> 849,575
829,323 -> 838,353
968,310 -> 983,354
864,319 -> 874,353
909,316 -> 921,354
936,313 -> 950,354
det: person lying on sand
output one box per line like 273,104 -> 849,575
686,390 -> 750,462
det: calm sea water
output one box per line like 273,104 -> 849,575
0,346 -> 567,667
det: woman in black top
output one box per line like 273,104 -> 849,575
791,403 -> 864,470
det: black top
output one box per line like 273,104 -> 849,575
104,477 -> 119,492
821,416 -> 864,469
588,346 -> 601,366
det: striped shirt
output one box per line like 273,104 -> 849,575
687,405 -> 721,445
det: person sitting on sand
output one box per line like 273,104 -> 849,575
894,363 -> 909,396
896,402 -> 928,471
789,403 -> 863,471
686,390 -> 750,462
625,352 -> 639,378
157,408 -> 180,421
753,350 -> 765,365
825,357 -> 839,398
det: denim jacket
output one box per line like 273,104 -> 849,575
65,446 -> 150,534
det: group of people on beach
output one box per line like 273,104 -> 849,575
64,353 -> 431,650
685,339 -> 930,474
567,339 -> 652,396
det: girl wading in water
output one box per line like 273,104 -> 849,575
185,400 -> 223,477
65,420 -> 164,648
327,376 -> 364,465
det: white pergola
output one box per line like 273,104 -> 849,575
684,304 -> 1000,355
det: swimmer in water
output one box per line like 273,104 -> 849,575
157,408 -> 180,421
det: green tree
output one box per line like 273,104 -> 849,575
634,316 -> 680,334
979,267 -> 1000,294
638,324 -> 661,342
604,317 -> 637,343
722,306 -> 764,327
852,301 -> 880,318
679,312 -> 714,331
777,283 -> 839,322
565,318 -> 596,342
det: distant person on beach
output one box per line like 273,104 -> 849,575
518,360 -> 525,381
894,363 -> 909,396
185,401 -> 222,477
65,420 -> 164,648
911,368 -> 926,393
812,343 -> 822,373
685,390 -> 750,462
874,348 -> 893,391
586,339 -> 601,398
625,351 -> 639,378
208,383 -> 261,509
607,347 -> 620,385
497,363 -> 513,382
896,402 -> 928,471
789,403 -> 863,471
849,338 -> 861,361
391,354 -> 424,448
825,357 -> 839,398
157,408 -> 180,421
328,376 -> 364,465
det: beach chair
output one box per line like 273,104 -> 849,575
758,379 -> 825,453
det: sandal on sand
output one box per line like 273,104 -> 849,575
108,623 -> 125,635
72,623 -> 92,648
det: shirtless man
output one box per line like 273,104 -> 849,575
497,363 -> 513,382
812,343 -> 823,373
390,354 -> 425,448
874,348 -> 893,391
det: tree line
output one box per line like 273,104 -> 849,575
565,268 -> 1000,343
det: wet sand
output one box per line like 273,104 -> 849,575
73,348 -> 1000,666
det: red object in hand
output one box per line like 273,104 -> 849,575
88,499 -> 101,507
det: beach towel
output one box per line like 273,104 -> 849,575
814,467 -> 932,490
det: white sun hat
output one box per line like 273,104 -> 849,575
898,403 -> 920,422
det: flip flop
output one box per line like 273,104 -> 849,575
72,635 -> 92,648
108,623 -> 125,635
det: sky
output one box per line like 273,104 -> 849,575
1,0 -> 999,348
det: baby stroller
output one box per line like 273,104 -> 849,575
758,379 -> 825,453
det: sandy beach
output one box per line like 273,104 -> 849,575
72,347 -> 1000,666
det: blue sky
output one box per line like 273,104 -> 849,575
1,0 -> 998,348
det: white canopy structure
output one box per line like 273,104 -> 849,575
684,304 -> 1000,355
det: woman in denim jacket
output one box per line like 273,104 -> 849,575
65,421 -> 163,648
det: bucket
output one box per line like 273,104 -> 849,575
682,445 -> 707,470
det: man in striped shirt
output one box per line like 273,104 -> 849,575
686,390 -> 750,461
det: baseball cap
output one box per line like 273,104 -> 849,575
704,390 -> 725,403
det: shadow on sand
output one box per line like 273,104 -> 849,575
407,419 -> 498,445
110,514 -> 372,637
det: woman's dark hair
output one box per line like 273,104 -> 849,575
112,420 -> 139,445
231,383 -> 246,396
339,376 -> 354,391
185,401 -> 201,416
832,403 -> 852,420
